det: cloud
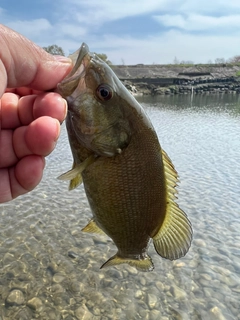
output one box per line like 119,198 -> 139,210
87,30 -> 240,64
153,14 -> 240,32
1,0 -> 240,64
59,0 -> 181,26
5,19 -> 52,38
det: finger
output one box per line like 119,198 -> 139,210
2,92 -> 67,128
0,155 -> 45,202
33,92 -> 67,123
18,95 -> 37,125
5,87 -> 41,96
1,93 -> 20,129
0,24 -> 72,93
13,116 -> 60,158
0,130 -> 18,167
13,155 -> 45,196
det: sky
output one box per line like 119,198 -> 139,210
1,0 -> 240,64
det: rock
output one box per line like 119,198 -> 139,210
194,239 -> 207,247
149,309 -> 162,320
155,281 -> 165,291
139,277 -> 147,286
75,305 -> 93,320
135,290 -> 143,299
53,273 -> 66,283
51,283 -> 65,294
68,250 -> 78,259
127,266 -> 138,275
2,252 -> 15,265
147,293 -> 158,309
6,289 -> 25,306
172,285 -> 187,300
27,297 -> 43,312
209,306 -> 226,320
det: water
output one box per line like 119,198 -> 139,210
1,93 -> 240,319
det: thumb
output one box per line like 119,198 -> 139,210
0,24 -> 72,95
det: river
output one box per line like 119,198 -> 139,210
0,93 -> 240,319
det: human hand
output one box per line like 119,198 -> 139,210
0,24 -> 72,203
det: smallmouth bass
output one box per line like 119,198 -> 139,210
57,43 -> 192,272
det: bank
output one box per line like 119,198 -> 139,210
112,63 -> 240,95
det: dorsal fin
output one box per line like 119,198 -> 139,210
153,149 -> 192,260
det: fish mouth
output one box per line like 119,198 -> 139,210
57,43 -> 91,98
69,42 -> 90,76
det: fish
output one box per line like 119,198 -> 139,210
57,43 -> 192,272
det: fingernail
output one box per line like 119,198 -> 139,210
55,119 -> 61,140
62,98 -> 68,120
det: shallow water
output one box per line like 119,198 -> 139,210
1,93 -> 240,319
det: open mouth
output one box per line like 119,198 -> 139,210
57,43 -> 91,98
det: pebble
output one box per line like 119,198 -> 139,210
139,277 -> 147,286
172,285 -> 187,300
68,250 -> 78,259
149,309 -> 162,320
51,284 -> 65,294
127,266 -> 138,275
75,305 -> 93,320
6,289 -> 25,306
147,293 -> 158,309
209,306 -> 226,320
135,290 -> 143,299
27,297 -> 43,312
194,239 -> 207,247
2,252 -> 15,265
155,281 -> 165,291
53,273 -> 66,283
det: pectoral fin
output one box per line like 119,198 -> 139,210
153,149 -> 192,260
57,154 -> 96,190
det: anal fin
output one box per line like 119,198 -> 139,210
101,253 -> 154,272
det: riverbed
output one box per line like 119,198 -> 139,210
0,93 -> 240,319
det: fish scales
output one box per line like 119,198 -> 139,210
57,43 -> 192,271
82,134 -> 166,254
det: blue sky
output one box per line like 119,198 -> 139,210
1,0 -> 240,64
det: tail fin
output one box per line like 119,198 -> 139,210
153,149 -> 192,260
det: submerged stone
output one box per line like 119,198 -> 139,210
6,289 -> 25,306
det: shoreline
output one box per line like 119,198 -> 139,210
112,64 -> 240,95
122,79 -> 240,96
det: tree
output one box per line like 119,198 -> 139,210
178,60 -> 194,65
43,44 -> 65,56
173,56 -> 179,64
96,53 -> 112,65
229,55 -> 240,63
215,57 -> 225,64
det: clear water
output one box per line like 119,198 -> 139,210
1,93 -> 240,319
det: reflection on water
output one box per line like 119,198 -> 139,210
1,94 -> 240,319
138,92 -> 240,115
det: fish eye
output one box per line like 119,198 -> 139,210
96,84 -> 113,101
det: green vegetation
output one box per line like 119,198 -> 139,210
96,53 -> 112,65
43,44 -> 65,56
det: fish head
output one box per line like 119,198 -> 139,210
57,43 -> 132,157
